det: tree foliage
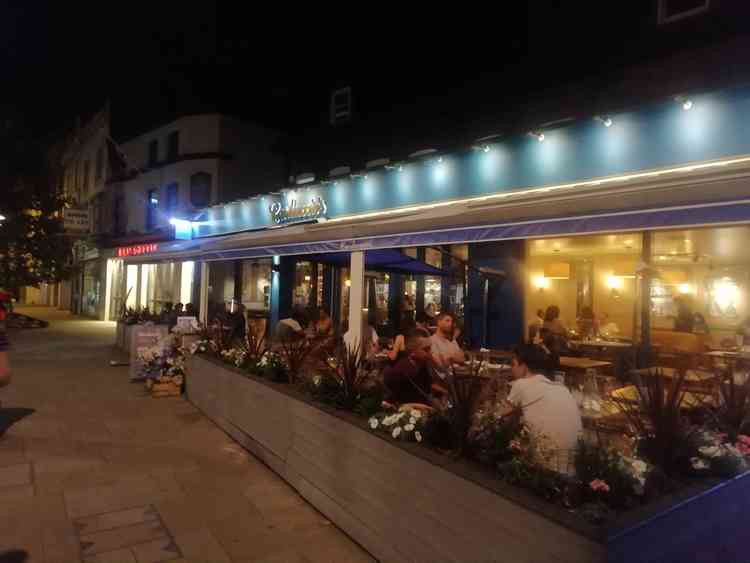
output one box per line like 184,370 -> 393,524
0,115 -> 74,294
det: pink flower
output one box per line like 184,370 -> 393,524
735,441 -> 750,456
509,439 -> 521,452
738,434 -> 750,446
589,479 -> 611,493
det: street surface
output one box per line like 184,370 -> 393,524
0,307 -> 373,563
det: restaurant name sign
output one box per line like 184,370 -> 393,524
269,196 -> 327,225
116,243 -> 159,257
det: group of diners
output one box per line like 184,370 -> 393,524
269,305 -> 582,473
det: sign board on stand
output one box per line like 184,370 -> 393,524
129,325 -> 169,381
63,208 -> 90,233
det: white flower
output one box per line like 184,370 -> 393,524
699,445 -> 721,458
414,431 -> 422,442
691,457 -> 710,470
409,417 -> 417,425
312,375 -> 322,387
404,424 -> 415,432
369,418 -> 379,429
411,410 -> 422,419
631,459 -> 647,474
392,427 -> 402,439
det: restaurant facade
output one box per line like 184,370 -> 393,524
113,84 -> 750,354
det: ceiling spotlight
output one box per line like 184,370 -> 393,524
675,95 -> 693,111
529,131 -> 545,142
437,157 -> 443,163
483,145 -> 491,153
595,115 -> 613,127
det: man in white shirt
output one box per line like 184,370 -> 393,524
507,344 -> 582,474
429,312 -> 465,380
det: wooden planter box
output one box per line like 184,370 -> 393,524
185,355 -> 750,563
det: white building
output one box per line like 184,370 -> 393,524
102,113 -> 285,320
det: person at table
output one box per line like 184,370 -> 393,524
184,303 -> 198,317
383,336 -> 434,405
598,312 -> 620,338
528,309 -> 545,343
576,306 -> 598,339
274,307 -> 308,341
387,317 -> 416,363
430,312 -> 465,380
226,303 -> 246,342
414,311 -> 432,338
343,318 -> 380,358
693,312 -> 710,335
673,297 -> 694,333
425,302 -> 439,322
543,305 -> 568,337
507,343 -> 582,474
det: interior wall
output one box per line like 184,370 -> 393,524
525,253 -> 637,338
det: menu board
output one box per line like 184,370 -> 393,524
129,325 -> 169,381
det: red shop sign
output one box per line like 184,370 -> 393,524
116,243 -> 159,257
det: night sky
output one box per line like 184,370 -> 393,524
3,3 -> 749,143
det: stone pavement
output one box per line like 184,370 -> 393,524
0,307 -> 375,563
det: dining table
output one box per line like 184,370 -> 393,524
559,356 -> 613,371
570,339 -> 633,349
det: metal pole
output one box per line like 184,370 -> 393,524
640,231 -> 653,365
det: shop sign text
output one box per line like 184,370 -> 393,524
116,243 -> 159,257
269,196 -> 327,225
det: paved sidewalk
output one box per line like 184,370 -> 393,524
0,307 -> 374,563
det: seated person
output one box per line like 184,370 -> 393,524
528,309 -> 545,343
383,336 -> 434,405
274,308 -> 308,342
506,344 -> 582,474
414,311 -> 432,337
542,305 -> 568,337
673,297 -> 694,333
387,318 -> 416,363
227,304 -> 246,342
430,312 -> 465,380
184,303 -> 198,317
576,306 -> 598,339
598,312 -> 619,338
343,319 -> 379,358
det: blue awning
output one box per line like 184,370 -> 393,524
196,199 -> 750,261
303,249 -> 448,276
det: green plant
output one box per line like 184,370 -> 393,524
710,371 -> 750,443
276,335 -> 314,384
439,366 -> 486,455
256,351 -> 287,382
468,408 -> 523,465
612,368 -> 694,476
574,440 -> 642,510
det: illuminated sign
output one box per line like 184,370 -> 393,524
116,243 -> 159,257
269,196 -> 327,225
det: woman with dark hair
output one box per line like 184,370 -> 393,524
543,305 -> 567,336
387,317 -> 417,363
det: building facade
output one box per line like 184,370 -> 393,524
102,113 -> 284,320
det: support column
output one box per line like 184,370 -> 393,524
440,246 -> 452,314
639,231 -> 653,365
199,262 -> 209,324
416,247 -> 426,315
233,260 -> 242,302
388,273 -> 403,336
270,256 -> 295,331
347,251 -> 365,350
467,240 -> 525,349
310,262 -> 319,307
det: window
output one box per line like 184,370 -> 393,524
166,182 -> 179,212
190,172 -> 212,207
330,86 -> 352,125
167,131 -> 179,160
658,0 -> 710,24
95,146 -> 104,180
148,140 -> 158,167
146,189 -> 159,230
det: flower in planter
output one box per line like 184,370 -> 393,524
415,431 -> 422,442
691,457 -> 710,470
392,427 -> 402,439
410,410 -> 422,419
369,417 -> 379,429
508,439 -> 521,453
589,479 -> 611,493
409,417 -> 417,425
404,423 -> 415,432
699,445 -> 721,458
313,375 -> 322,387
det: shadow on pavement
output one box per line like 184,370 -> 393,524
0,408 -> 35,436
0,550 -> 28,563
